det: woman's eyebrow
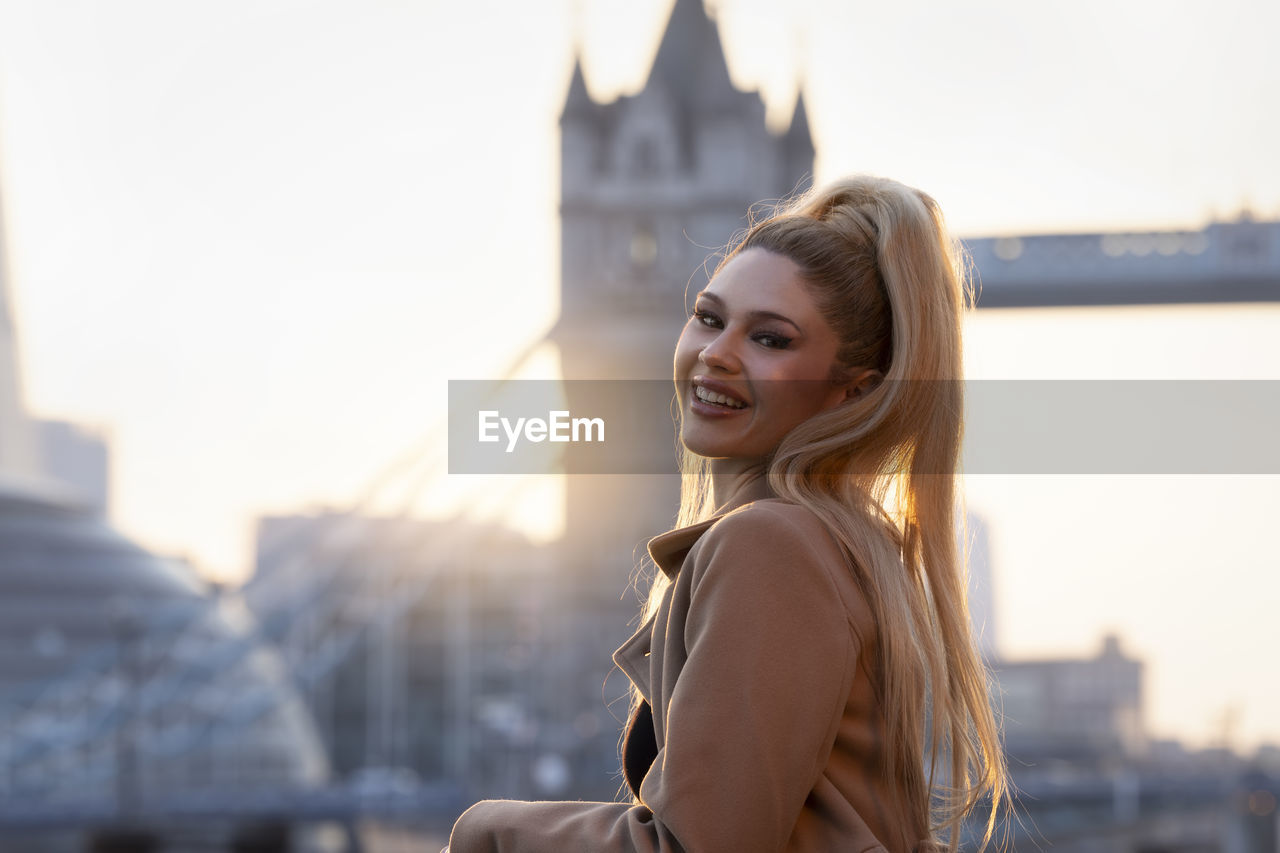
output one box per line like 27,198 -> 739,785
696,291 -> 804,334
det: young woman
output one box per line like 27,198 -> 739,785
446,175 -> 1008,852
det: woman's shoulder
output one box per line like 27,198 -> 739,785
709,497 -> 839,547
689,497 -> 877,640
698,499 -> 861,589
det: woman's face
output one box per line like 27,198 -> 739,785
674,247 -> 858,463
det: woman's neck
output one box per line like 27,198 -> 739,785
708,458 -> 774,514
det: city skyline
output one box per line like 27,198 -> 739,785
0,0 -> 1277,752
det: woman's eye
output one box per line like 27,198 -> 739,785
754,333 -> 792,350
692,310 -> 791,349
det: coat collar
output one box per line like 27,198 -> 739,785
645,475 -> 779,579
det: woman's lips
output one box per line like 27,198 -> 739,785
691,376 -> 750,407
688,385 -> 751,417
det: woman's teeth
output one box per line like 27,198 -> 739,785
694,386 -> 746,408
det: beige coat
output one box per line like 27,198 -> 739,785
447,476 -> 923,853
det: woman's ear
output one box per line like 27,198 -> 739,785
825,366 -> 882,410
852,368 -> 883,399
843,367 -> 883,401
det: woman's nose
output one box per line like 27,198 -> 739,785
698,334 -> 741,372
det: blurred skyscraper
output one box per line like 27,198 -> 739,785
0,176 -> 39,483
0,162 -> 112,515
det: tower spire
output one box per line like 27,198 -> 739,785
561,54 -> 596,121
645,0 -> 737,106
0,157 -> 39,481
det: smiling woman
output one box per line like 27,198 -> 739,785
675,248 -> 884,464
447,176 -> 1009,853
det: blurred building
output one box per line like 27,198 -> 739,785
34,419 -> 110,516
0,185 -> 39,483
245,511 -> 626,805
552,0 -> 816,593
1,155 -> 113,516
1,121 -> 332,851
994,633 -> 1146,767
0,481 -> 329,852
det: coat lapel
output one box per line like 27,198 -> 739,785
612,611 -> 657,705
612,475 -> 780,798
612,474 -> 780,700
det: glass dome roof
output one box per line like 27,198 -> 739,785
0,480 -> 329,805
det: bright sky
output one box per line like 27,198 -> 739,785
0,0 -> 1277,751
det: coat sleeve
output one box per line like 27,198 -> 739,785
447,505 -> 861,853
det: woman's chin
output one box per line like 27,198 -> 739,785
678,435 -> 730,459
679,433 -> 761,461
678,442 -> 714,459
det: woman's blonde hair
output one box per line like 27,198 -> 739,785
640,175 -> 1008,850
